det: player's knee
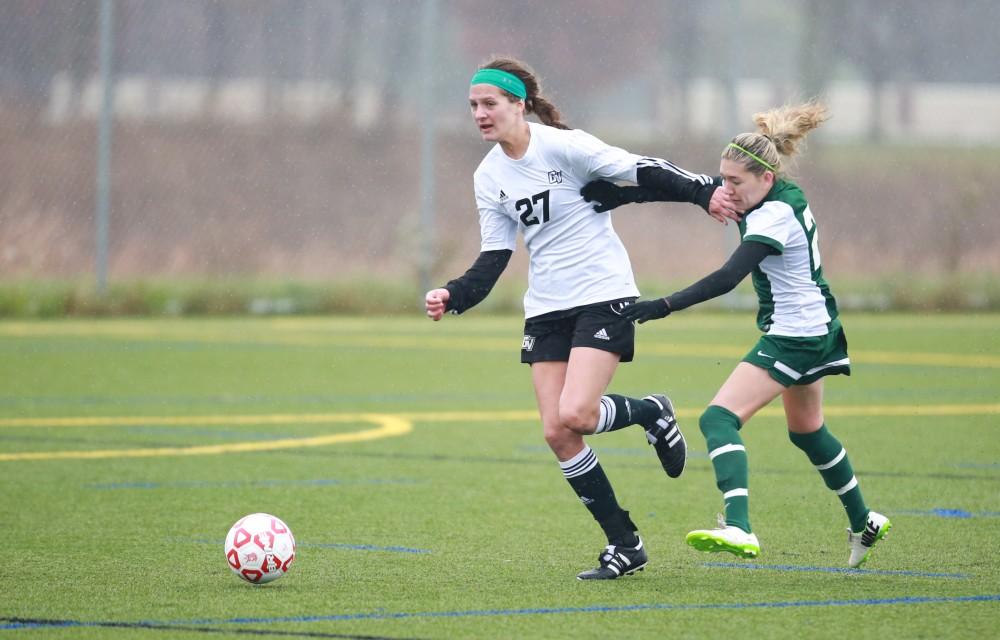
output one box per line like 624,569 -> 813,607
557,400 -> 597,434
698,409 -> 714,437
543,422 -> 581,458
699,406 -> 726,439
542,427 -> 563,451
699,404 -> 741,450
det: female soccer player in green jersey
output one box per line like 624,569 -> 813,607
424,57 -> 741,580
585,102 -> 890,568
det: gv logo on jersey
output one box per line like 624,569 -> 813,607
547,170 -> 563,184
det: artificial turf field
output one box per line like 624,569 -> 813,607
1,313 -> 997,639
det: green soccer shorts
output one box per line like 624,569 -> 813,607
742,321 -> 851,387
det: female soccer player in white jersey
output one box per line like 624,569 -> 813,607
424,57 -> 741,580
592,102 -> 891,568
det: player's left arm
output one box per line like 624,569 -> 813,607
635,157 -> 720,210
582,158 -> 741,223
622,240 -> 776,323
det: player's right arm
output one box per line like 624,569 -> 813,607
425,172 -> 516,321
622,240 -> 776,323
424,249 -> 513,321
424,287 -> 450,321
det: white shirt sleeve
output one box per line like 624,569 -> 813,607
474,173 -> 517,252
744,201 -> 793,252
562,129 -> 641,183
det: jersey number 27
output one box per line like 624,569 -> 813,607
516,190 -> 550,226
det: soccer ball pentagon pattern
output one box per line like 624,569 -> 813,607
225,513 -> 296,584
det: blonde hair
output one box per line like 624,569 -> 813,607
723,101 -> 829,176
480,56 -> 570,130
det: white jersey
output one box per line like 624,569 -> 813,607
739,180 -> 838,337
473,122 -> 642,318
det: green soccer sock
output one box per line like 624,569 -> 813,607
593,394 -> 661,433
789,425 -> 869,532
700,405 -> 750,533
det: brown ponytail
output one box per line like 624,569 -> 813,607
480,57 -> 570,130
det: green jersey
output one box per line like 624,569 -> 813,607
737,179 -> 839,337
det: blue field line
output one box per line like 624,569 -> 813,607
4,594 -> 999,631
188,538 -> 431,555
176,594 -> 1000,623
893,508 -> 1000,519
88,478 -> 416,490
702,562 -> 968,579
298,542 -> 431,554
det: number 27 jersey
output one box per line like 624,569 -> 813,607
473,122 -> 642,319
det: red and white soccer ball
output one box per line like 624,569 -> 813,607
224,513 -> 296,584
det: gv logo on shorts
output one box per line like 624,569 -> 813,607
610,301 -> 630,315
522,335 -> 536,351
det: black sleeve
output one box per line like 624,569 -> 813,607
664,241 -> 776,312
443,249 -> 512,314
636,158 -> 723,212
598,184 -> 687,206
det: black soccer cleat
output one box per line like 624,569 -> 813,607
576,537 -> 648,580
642,394 -> 687,478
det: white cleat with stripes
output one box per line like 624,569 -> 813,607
577,536 -> 648,580
642,394 -> 687,478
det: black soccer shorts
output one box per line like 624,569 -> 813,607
520,298 -> 636,364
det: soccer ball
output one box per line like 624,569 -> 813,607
224,513 -> 296,584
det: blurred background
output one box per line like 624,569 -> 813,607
1,0 -> 998,315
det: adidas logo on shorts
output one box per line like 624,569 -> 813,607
593,328 -> 610,340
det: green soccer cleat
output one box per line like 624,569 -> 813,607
686,520 -> 760,559
848,511 -> 892,568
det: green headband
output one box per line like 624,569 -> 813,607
726,142 -> 777,173
470,68 -> 527,100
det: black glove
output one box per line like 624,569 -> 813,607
582,180 -> 671,213
581,180 -> 628,212
621,298 -> 671,324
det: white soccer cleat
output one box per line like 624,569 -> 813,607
686,516 -> 760,559
577,536 -> 649,580
848,511 -> 892,568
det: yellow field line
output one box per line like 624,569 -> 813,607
643,344 -> 1000,368
399,404 -> 1000,421
0,414 -> 411,462
2,404 -> 996,462
3,403 -> 996,431
753,403 -> 1000,418
0,413 -> 392,428
851,350 -> 1000,368
1,323 -> 996,368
